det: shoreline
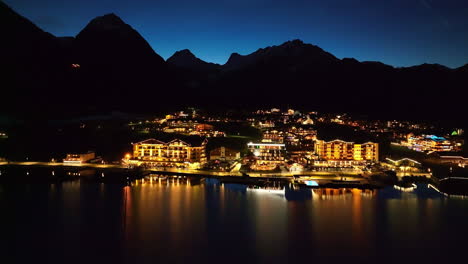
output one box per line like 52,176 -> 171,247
2,161 -> 457,192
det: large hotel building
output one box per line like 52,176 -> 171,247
130,138 -> 208,168
314,139 -> 379,166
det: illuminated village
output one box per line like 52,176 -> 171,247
1,107 -> 466,192
59,107 -> 465,188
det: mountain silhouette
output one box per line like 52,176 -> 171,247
0,2 -> 466,126
68,13 -> 170,113
74,13 -> 165,66
0,1 -> 56,62
0,1 -> 67,117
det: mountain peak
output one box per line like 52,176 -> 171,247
75,12 -> 165,65
167,49 -> 219,71
82,13 -> 127,32
229,52 -> 242,58
173,49 -> 196,58
223,39 -> 338,70
225,52 -> 242,64
275,39 -> 310,50
222,52 -> 247,70
283,39 -> 304,46
101,13 -> 120,19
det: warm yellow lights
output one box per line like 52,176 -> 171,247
315,139 -> 379,164
131,138 -> 207,168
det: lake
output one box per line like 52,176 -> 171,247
1,174 -> 468,263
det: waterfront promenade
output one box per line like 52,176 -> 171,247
0,161 -> 367,181
0,161 -> 123,169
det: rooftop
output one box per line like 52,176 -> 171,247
134,136 -> 208,147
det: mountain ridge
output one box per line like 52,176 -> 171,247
1,2 -> 467,125
1,1 -> 465,70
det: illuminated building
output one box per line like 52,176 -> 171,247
189,130 -> 225,137
163,127 -> 188,133
287,162 -> 304,172
284,132 -> 301,146
439,155 -> 468,168
285,127 -> 317,148
257,121 -> 275,128
384,158 -> 425,174
386,158 -> 421,168
177,111 -> 189,118
314,139 -> 379,167
287,126 -> 317,138
131,138 -> 208,168
262,127 -> 316,149
288,150 -> 314,164
209,147 -> 240,161
166,119 -> 198,128
401,134 -> 460,152
302,115 -> 314,125
262,130 -> 284,143
195,124 -> 214,131
63,151 -> 96,163
331,115 -> 345,124
247,142 -> 286,164
162,122 -> 225,137
190,123 -> 226,137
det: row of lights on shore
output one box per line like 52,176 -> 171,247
2,170 -> 113,178
132,177 -> 192,186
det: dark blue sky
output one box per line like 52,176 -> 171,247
5,0 -> 468,67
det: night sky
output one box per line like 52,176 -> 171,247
5,0 -> 468,68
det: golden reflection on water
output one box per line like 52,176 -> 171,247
122,182 -> 381,250
4,169 -> 466,262
248,186 -> 288,261
219,183 -> 225,214
351,189 -> 364,245
108,180 -> 451,259
122,178 -> 208,257
123,185 -> 131,241
306,188 -> 377,257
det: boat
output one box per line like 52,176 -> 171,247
246,186 -> 285,195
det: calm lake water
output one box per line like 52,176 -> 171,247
2,174 -> 468,263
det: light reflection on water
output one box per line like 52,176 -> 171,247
2,176 -> 468,263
